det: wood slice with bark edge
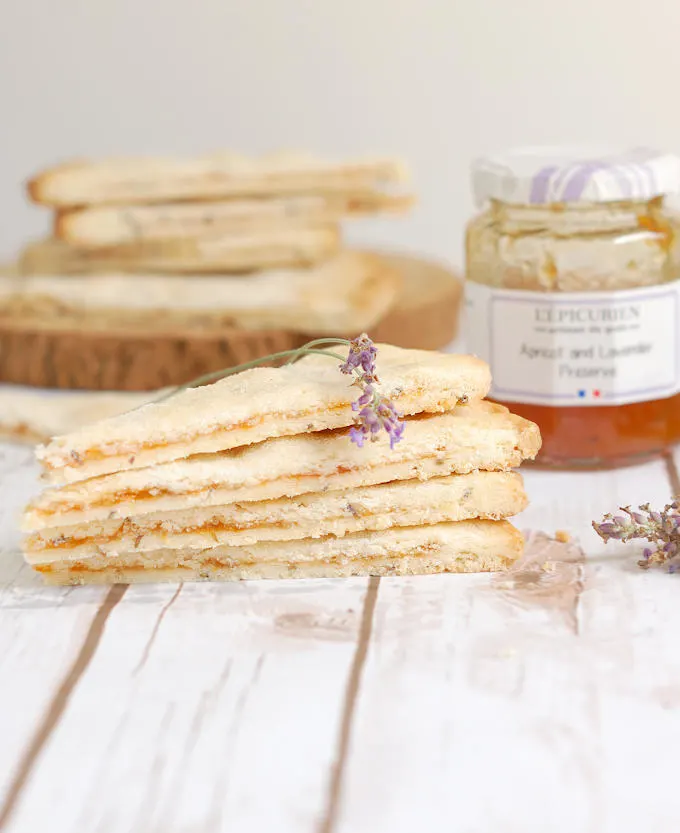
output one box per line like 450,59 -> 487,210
0,252 -> 462,391
0,325 -> 306,391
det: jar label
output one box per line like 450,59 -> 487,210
465,281 -> 680,406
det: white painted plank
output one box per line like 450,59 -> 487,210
2,576 -> 371,833
0,443 -> 110,814
338,460 -> 680,833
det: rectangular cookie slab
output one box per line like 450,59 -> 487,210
55,191 -> 414,247
19,227 -> 340,275
0,251 -> 401,335
27,152 -> 408,206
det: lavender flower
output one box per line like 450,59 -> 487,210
339,333 -> 379,384
349,385 -> 404,449
593,499 -> 680,571
340,335 -> 404,449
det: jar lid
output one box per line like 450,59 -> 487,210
471,146 -> 680,206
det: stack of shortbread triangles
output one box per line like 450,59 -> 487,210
21,344 -> 541,585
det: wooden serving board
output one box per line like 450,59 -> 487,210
0,252 -> 462,391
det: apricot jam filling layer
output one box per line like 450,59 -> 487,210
35,449 -> 455,516
31,517 -> 303,551
37,469 -> 354,515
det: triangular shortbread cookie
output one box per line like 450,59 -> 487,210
36,345 -> 492,484
28,519 -> 524,585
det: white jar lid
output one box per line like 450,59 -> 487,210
472,146 -> 680,206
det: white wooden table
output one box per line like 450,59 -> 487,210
0,441 -> 679,833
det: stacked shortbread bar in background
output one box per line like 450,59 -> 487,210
12,152 -> 413,336
25,152 -> 412,271
21,344 -> 541,585
0,251 -> 400,336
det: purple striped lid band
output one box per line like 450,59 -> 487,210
553,150 -> 659,203
562,161 -> 633,202
527,150 -> 675,204
473,147 -> 680,206
528,165 -> 559,204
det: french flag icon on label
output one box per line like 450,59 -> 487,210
577,389 -> 602,399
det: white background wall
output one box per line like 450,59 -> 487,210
3,0 -> 680,268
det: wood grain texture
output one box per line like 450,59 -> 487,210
0,323 -> 303,391
318,576 -> 379,833
0,445 -> 108,820
1,439 -> 679,833
0,585 -> 126,830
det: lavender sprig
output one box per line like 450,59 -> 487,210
593,499 -> 680,571
151,333 -> 404,450
339,334 -> 404,449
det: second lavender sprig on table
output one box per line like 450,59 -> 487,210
593,500 -> 680,571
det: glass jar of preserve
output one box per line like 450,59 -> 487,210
465,147 -> 680,469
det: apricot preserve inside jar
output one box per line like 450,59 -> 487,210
465,146 -> 680,469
